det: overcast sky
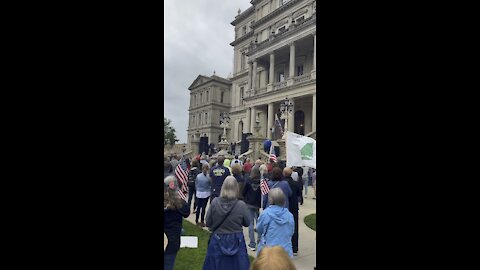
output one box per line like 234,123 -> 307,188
164,0 -> 252,144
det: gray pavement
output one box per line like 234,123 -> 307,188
183,186 -> 317,270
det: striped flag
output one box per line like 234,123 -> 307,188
175,158 -> 189,201
260,177 -> 270,195
269,143 -> 277,163
177,189 -> 187,201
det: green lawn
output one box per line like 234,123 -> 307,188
175,220 -> 255,269
304,213 -> 316,231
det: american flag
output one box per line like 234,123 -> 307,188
260,177 -> 270,195
175,158 -> 189,201
269,143 -> 277,163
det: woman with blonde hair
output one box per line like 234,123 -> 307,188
250,246 -> 297,270
163,176 -> 190,270
203,176 -> 251,270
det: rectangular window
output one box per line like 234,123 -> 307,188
295,16 -> 305,24
241,52 -> 245,70
297,65 -> 304,76
240,87 -> 244,104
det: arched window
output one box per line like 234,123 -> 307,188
206,91 -> 209,102
192,115 -> 195,127
200,93 -> 203,104
221,92 -> 224,103
205,112 -> 208,124
294,110 -> 305,135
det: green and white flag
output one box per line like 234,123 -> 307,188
285,131 -> 316,169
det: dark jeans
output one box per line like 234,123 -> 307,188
291,210 -> 299,253
164,252 -> 177,270
195,196 -> 209,223
187,186 -> 197,211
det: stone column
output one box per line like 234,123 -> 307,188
250,106 -> 256,133
288,99 -> 295,132
245,107 -> 251,133
268,52 -> 275,91
252,59 -> 258,93
289,42 -> 295,77
312,94 -> 316,132
313,32 -> 316,70
267,103 -> 274,139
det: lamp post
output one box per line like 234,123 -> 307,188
279,97 -> 293,139
220,112 -> 230,142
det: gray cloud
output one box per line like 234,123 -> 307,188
164,0 -> 252,143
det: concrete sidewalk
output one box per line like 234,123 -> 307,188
183,186 -> 317,270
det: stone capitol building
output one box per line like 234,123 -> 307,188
186,0 -> 316,159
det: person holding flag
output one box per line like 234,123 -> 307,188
261,167 -> 292,210
163,175 -> 190,270
174,157 -> 189,202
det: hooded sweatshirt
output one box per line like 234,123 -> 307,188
256,205 -> 295,257
205,197 -> 251,234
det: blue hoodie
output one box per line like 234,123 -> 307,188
256,205 -> 295,257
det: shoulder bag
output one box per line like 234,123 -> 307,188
208,200 -> 239,245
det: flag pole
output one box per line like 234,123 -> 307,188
260,173 -> 263,211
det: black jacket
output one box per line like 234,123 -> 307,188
285,176 -> 302,212
242,178 -> 262,209
187,167 -> 199,188
164,202 -> 190,254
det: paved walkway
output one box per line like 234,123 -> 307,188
183,186 -> 317,270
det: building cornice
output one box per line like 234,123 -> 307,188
230,31 -> 254,46
243,79 -> 316,104
246,14 -> 315,57
250,0 -> 304,30
231,6 -> 255,26
230,69 -> 249,81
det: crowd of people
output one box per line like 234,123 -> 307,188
163,153 -> 317,270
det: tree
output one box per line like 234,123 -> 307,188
164,117 -> 179,146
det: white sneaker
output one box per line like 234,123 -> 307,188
293,252 -> 298,256
249,246 -> 256,251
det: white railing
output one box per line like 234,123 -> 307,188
273,81 -> 287,90
293,73 -> 311,84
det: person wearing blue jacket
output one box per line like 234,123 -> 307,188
256,187 -> 295,257
209,156 -> 231,204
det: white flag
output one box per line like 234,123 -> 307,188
285,131 -> 316,169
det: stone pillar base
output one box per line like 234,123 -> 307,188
247,136 -> 267,162
287,78 -> 294,86
267,84 -> 273,92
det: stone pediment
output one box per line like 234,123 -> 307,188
188,74 -> 231,90
188,75 -> 211,90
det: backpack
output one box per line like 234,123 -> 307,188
187,168 -> 197,187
